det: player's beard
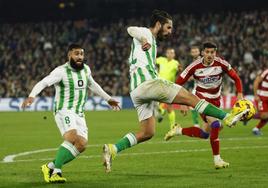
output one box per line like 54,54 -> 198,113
70,58 -> 85,71
157,27 -> 170,42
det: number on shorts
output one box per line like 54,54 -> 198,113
65,116 -> 70,124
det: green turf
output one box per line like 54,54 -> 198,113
0,110 -> 268,188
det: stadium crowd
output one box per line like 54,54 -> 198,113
0,10 -> 267,97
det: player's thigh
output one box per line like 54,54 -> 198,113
75,115 -> 88,141
131,79 -> 181,104
172,87 -> 200,107
135,101 -> 157,122
54,110 -> 77,137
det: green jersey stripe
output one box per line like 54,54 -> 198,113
66,68 -> 75,109
133,72 -> 138,89
137,67 -> 145,83
75,71 -> 83,113
146,65 -> 156,79
152,36 -> 156,62
58,80 -> 65,110
145,51 -> 157,77
81,67 -> 88,112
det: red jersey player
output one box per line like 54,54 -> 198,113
252,68 -> 268,135
165,41 -> 243,169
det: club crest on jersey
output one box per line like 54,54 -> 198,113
200,75 -> 220,84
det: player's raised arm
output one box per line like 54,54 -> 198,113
223,60 -> 243,99
127,26 -> 151,51
21,68 -> 62,109
88,75 -> 120,110
176,63 -> 195,85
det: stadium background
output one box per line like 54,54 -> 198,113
1,1 -> 268,187
0,0 -> 268,111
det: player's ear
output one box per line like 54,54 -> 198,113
67,51 -> 71,59
156,21 -> 162,30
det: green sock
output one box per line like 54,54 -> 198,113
168,111 -> 176,127
54,141 -> 79,169
115,133 -> 137,153
195,99 -> 227,120
191,109 -> 199,125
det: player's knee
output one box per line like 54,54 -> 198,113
75,139 -> 88,153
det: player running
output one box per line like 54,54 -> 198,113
165,41 -> 243,169
156,47 -> 182,129
252,68 -> 268,135
21,44 -> 120,183
102,10 -> 248,173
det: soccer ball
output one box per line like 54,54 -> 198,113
232,99 -> 256,121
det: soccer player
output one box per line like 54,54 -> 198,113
156,48 -> 182,129
102,10 -> 248,173
21,44 -> 120,183
165,41 -> 243,169
252,68 -> 268,135
189,45 -> 201,127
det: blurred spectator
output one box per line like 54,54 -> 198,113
0,10 -> 268,97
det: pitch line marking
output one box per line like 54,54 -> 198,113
2,145 -> 268,163
2,136 -> 267,163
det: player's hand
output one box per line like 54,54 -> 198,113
108,98 -> 121,111
180,105 -> 189,116
237,93 -> 243,100
21,97 -> 35,109
141,37 -> 151,51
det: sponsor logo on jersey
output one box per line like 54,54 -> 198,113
199,75 -> 220,84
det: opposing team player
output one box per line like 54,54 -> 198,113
21,44 -> 120,183
165,41 -> 243,169
102,10 -> 248,173
156,47 -> 182,129
252,68 -> 268,135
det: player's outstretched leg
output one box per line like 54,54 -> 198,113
208,120 -> 229,169
103,117 -> 155,173
164,124 -> 209,141
191,109 -> 200,127
172,87 -> 249,127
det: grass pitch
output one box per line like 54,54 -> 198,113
0,110 -> 268,188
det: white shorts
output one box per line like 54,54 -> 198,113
54,110 -> 88,140
130,79 -> 181,121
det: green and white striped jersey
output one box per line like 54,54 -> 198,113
128,27 -> 158,91
29,63 -> 111,114
53,63 -> 89,114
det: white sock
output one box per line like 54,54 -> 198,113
175,126 -> 182,135
52,168 -> 62,174
124,133 -> 138,146
47,162 -> 55,169
194,124 -> 200,128
214,154 -> 221,162
253,127 -> 259,131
